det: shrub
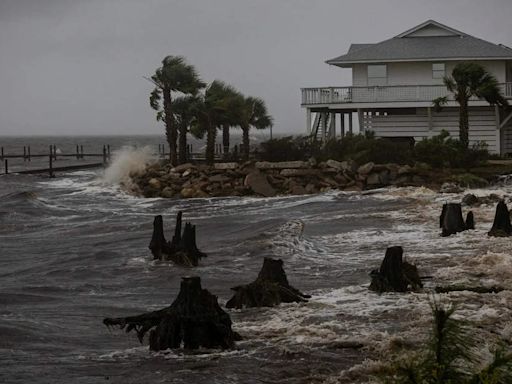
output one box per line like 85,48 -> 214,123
258,133 -> 412,164
258,136 -> 320,161
258,130 -> 489,168
378,302 -> 512,384
413,130 -> 488,168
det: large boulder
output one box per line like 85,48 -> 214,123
180,187 -> 196,198
357,162 -> 375,175
255,161 -> 309,170
366,173 -> 381,186
440,182 -> 463,194
209,174 -> 231,183
214,162 -> 238,170
244,171 -> 276,197
172,163 -> 196,173
280,169 -> 316,177
148,178 -> 161,190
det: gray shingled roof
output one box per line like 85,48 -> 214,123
328,27 -> 512,66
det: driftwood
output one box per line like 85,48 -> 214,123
440,203 -> 474,237
488,201 -> 512,237
226,258 -> 309,309
369,246 -> 422,293
149,212 -> 206,266
435,285 -> 504,294
103,276 -> 240,350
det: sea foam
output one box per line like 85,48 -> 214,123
101,146 -> 156,188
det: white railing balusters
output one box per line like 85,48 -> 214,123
301,83 -> 512,105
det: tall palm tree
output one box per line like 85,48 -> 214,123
220,90 -> 244,159
149,56 -> 205,165
172,95 -> 201,164
433,62 -> 508,149
192,81 -> 241,165
238,96 -> 273,160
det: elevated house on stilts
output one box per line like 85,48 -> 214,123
301,20 -> 512,154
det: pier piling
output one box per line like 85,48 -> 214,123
49,146 -> 54,178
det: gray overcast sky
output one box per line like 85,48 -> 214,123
0,0 -> 511,136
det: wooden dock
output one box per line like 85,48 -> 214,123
1,144 -> 111,177
0,142 -> 233,177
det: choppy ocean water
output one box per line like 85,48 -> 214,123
2,136 -> 512,383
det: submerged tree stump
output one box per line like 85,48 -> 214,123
149,212 -> 207,266
488,201 -> 512,237
226,258 -> 309,309
440,203 -> 474,237
369,246 -> 422,293
103,276 -> 240,350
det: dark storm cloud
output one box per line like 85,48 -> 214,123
0,0 -> 511,135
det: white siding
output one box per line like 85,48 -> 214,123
352,64 -> 367,86
364,107 -> 499,153
351,60 -> 507,87
502,117 -> 512,154
387,62 -> 442,85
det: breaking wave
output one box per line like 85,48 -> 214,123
101,146 -> 156,188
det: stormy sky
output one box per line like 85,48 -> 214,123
0,0 -> 511,136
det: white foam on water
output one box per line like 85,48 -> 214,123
101,146 -> 156,189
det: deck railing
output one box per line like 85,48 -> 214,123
301,83 -> 512,105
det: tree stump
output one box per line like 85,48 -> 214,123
149,212 -> 207,266
488,201 -> 512,237
103,276 -> 240,351
226,258 -> 309,309
369,246 -> 422,293
440,203 -> 474,237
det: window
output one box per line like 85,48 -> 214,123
432,63 -> 445,79
368,64 -> 387,86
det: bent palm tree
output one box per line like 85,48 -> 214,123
149,56 -> 205,165
172,96 -> 201,164
193,81 -> 242,165
238,97 -> 273,160
433,62 -> 508,149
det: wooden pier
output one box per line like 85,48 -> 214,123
0,142 -> 238,177
1,144 -> 111,177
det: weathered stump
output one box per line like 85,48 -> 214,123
440,203 -> 474,237
149,212 -> 207,266
488,201 -> 512,237
465,211 -> 475,230
103,276 -> 240,350
226,258 -> 309,309
369,246 -> 422,293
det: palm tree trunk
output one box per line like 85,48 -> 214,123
206,123 -> 217,165
178,122 -> 188,164
459,98 -> 469,149
222,123 -> 230,159
242,125 -> 250,161
163,87 -> 177,165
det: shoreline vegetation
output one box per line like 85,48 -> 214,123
125,131 -> 512,199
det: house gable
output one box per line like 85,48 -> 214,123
395,20 -> 465,38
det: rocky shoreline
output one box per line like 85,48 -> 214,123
127,159 -> 493,199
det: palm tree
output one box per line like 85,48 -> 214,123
172,95 -> 201,164
433,62 -> 508,149
149,56 -> 205,165
192,81 -> 241,165
219,90 -> 244,160
238,96 -> 273,160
